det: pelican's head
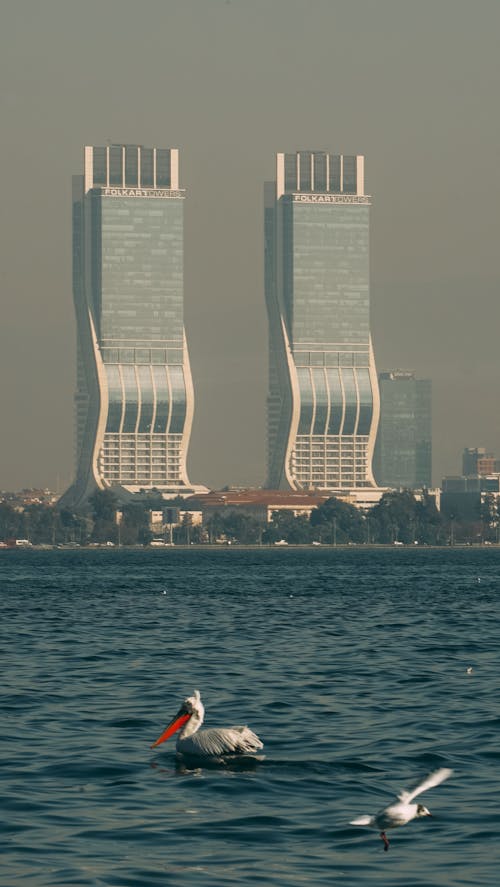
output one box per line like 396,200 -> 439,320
416,804 -> 432,817
183,689 -> 204,719
150,690 -> 204,749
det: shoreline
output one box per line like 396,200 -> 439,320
2,542 -> 499,552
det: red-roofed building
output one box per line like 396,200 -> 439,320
184,489 -> 337,524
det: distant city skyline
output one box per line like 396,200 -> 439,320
1,1 -> 499,492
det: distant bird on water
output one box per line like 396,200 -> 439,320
150,690 -> 264,761
350,767 -> 453,851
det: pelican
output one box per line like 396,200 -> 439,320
350,767 -> 453,851
150,690 -> 264,761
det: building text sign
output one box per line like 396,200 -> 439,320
292,194 -> 370,204
100,187 -> 184,199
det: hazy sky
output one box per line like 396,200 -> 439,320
1,0 -> 499,493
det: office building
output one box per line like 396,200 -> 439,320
373,371 -> 432,489
61,144 -> 198,507
462,447 -> 496,476
264,150 -> 380,493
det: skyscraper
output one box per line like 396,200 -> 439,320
61,144 -> 197,507
264,151 -> 380,494
373,371 -> 432,489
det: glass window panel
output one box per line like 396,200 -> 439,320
284,153 -> 298,192
156,149 -> 171,188
99,197 -> 184,345
102,348 -> 119,363
93,147 -> 107,186
356,368 -> 373,435
121,366 -> 139,433
299,152 -> 311,191
341,368 -> 357,434
137,365 -> 154,433
290,202 -> 370,347
166,348 -> 183,365
109,146 -> 123,186
313,153 -> 327,192
297,367 -> 314,434
152,366 -> 169,433
151,349 -> 167,364
169,366 -> 186,433
309,352 -> 324,366
141,148 -> 154,187
355,351 -> 369,367
105,365 -> 123,432
329,155 -> 341,193
327,368 -> 343,434
325,352 -> 339,367
312,368 -> 328,435
342,155 -> 357,194
125,146 -> 138,187
340,352 -> 354,367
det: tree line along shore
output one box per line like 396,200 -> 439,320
1,489 -> 499,548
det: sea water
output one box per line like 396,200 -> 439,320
1,547 -> 499,886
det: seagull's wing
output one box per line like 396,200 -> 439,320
398,767 -> 453,803
350,815 -> 373,826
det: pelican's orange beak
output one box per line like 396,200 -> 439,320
150,712 -> 191,749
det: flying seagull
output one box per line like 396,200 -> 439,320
350,767 -> 453,850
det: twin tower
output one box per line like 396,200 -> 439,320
62,145 -> 380,508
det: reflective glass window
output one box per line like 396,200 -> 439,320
355,350 -> 369,367
341,368 -> 357,434
122,366 -> 139,433
169,366 -> 186,433
284,154 -> 297,192
99,196 -> 184,344
327,368 -> 343,434
342,155 -> 357,194
312,368 -> 328,435
105,365 -> 123,432
356,368 -> 373,435
167,348 -> 183,365
340,352 -> 354,367
290,202 -> 370,346
313,153 -> 327,192
153,366 -> 169,433
297,367 -> 314,435
125,146 -> 139,187
109,146 -> 123,186
141,148 -> 154,187
309,352 -> 324,366
93,147 -> 107,186
151,349 -> 168,364
137,365 -> 154,432
299,152 -> 311,191
156,149 -> 171,187
329,155 -> 341,193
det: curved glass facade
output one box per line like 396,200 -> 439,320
265,151 -> 379,491
66,145 -> 194,504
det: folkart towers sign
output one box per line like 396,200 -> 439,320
292,193 -> 370,204
101,187 -> 184,199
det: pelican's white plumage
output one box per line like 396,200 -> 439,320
350,767 -> 453,850
151,690 -> 264,760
